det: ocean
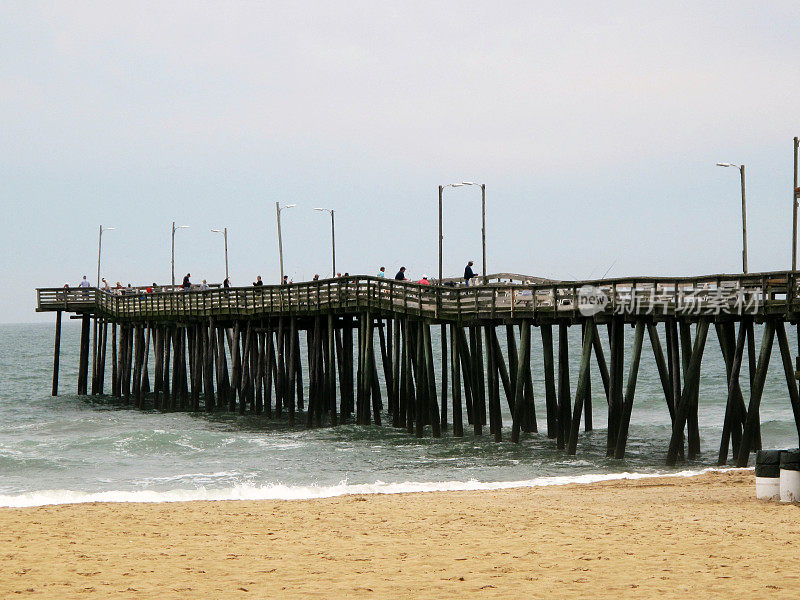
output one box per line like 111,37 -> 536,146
1,321 -> 797,508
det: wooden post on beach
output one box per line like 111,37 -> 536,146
98,319 -> 108,395
111,322 -> 118,398
52,311 -> 62,396
328,313 -> 338,426
450,323 -> 463,437
541,324 -> 558,439
490,328 -> 513,414
365,314 -> 377,425
485,325 -> 502,441
124,325 -> 133,404
667,319 -> 710,466
557,322 -> 571,450
717,321 -> 747,464
403,318 -> 415,434
522,330 -> 537,434
423,321 -> 441,437
775,321 -> 800,444
613,320 -> 645,459
606,318 -> 624,456
567,320 -> 596,454
736,319 -> 775,466
78,314 -> 90,395
440,323 -> 448,431
744,317 -> 762,451
648,323 -> 673,421
511,319 -> 531,443
455,325 -> 475,430
679,322 -> 701,460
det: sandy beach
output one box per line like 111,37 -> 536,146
1,470 -> 798,599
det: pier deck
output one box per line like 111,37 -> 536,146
36,270 -> 800,467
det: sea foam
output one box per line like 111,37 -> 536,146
0,467 -> 742,508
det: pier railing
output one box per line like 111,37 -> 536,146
36,270 -> 800,322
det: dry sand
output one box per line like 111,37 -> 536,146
1,470 -> 798,599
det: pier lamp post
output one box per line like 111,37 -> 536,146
211,228 -> 229,281
276,203 -> 296,283
97,225 -> 116,291
92,225 -> 115,394
314,207 -> 336,277
793,137 -> 799,272
438,182 -> 487,285
171,221 -> 190,286
716,163 -> 748,273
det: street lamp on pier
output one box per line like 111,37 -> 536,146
171,221 -> 190,286
97,225 -> 116,291
438,182 -> 487,285
314,207 -> 336,277
211,227 -> 229,282
276,203 -> 296,283
716,163 -> 748,274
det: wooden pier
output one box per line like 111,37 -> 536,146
36,271 -> 800,466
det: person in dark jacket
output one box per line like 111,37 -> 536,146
395,267 -> 407,281
464,261 -> 477,286
182,273 -> 191,290
253,275 -> 263,286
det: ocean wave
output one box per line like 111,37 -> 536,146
0,467 -> 745,508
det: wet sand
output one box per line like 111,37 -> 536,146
1,470 -> 798,599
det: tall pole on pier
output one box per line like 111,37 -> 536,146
314,208 -> 336,276
276,203 -> 296,283
171,221 -> 190,287
211,227 -> 229,281
793,137 -> 799,272
716,163 -> 748,273
97,225 -> 116,292
93,225 -> 114,394
439,182 -> 486,284
481,183 -> 486,284
438,186 -> 443,285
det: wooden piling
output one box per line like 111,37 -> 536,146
541,324 -> 558,439
567,320 -> 596,454
556,322 -> 570,450
666,319 -> 710,466
511,319 -> 531,443
78,314 -> 90,395
613,320 -> 645,459
52,311 -> 62,396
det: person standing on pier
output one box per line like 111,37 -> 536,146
78,276 -> 91,288
464,261 -> 477,286
395,267 -> 407,281
182,273 -> 191,290
253,276 -> 263,286
282,275 -> 289,285
223,276 -> 230,288
378,267 -> 386,278
418,275 -> 430,285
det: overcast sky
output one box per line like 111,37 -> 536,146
2,1 -> 800,323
